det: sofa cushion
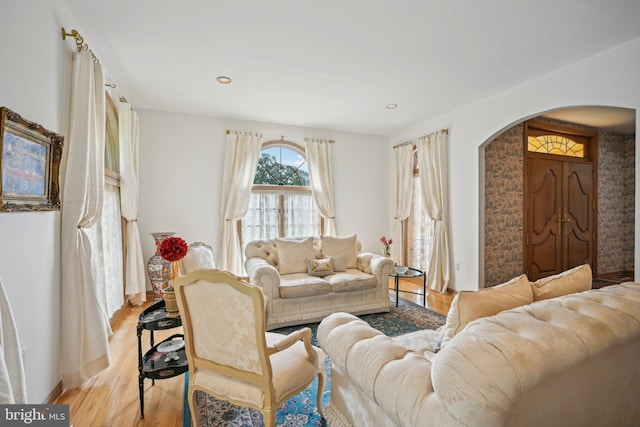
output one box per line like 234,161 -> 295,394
306,258 -> 334,277
275,237 -> 316,275
279,274 -> 332,298
325,270 -> 377,292
321,234 -> 358,269
532,263 -> 592,301
440,274 -> 533,347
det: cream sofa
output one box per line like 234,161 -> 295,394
318,266 -> 640,427
244,235 -> 394,330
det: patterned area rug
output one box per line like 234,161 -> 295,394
183,294 -> 446,427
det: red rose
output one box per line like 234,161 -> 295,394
159,237 -> 188,262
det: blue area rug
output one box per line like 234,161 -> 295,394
182,294 -> 446,427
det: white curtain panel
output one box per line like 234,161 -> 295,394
0,276 -> 27,403
304,139 -> 337,235
219,132 -> 263,275
416,131 -> 451,293
101,183 -> 124,317
60,50 -> 112,388
392,144 -> 414,264
118,102 -> 146,305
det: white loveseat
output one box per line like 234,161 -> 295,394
318,266 -> 640,426
244,235 -> 394,330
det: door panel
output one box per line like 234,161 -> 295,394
526,158 -> 593,280
565,162 -> 593,269
528,158 -> 562,279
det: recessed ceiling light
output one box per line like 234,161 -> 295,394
386,103 -> 398,109
217,76 -> 232,84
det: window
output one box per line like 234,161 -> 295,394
404,150 -> 434,271
527,134 -> 585,157
102,93 -> 124,318
241,142 -> 321,247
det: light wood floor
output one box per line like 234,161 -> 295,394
54,279 -> 454,427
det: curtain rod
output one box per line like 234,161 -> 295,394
226,130 -> 289,140
304,138 -> 334,144
225,130 -> 331,142
61,28 -> 99,63
393,128 -> 449,149
225,129 -> 262,137
62,27 -> 115,90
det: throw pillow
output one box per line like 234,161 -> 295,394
532,264 -> 592,301
440,274 -> 533,348
330,255 -> 347,272
275,237 -> 316,275
321,234 -> 358,269
306,258 -> 335,277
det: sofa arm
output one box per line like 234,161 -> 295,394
244,257 -> 280,300
357,252 -> 394,276
318,312 -> 436,426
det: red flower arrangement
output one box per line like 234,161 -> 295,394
159,237 -> 188,262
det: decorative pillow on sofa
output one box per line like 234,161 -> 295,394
321,234 -> 358,269
532,264 -> 592,301
330,255 -> 347,272
306,258 -> 335,277
440,274 -> 533,348
275,237 -> 316,275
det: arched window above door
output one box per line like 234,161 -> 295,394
527,134 -> 585,158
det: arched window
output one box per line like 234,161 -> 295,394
241,141 -> 321,246
527,134 -> 585,157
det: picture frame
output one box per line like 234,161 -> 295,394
0,107 -> 64,212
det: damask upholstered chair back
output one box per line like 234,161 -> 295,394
180,241 -> 216,274
174,269 -> 326,427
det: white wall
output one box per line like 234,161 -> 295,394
0,0 -> 78,403
391,37 -> 640,291
137,110 -> 391,284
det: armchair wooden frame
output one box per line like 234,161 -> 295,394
174,269 -> 325,427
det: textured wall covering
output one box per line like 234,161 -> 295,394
484,124 -> 524,286
484,119 -> 635,286
597,131 -> 635,275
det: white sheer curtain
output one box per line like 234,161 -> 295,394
407,176 -> 435,272
60,50 -> 111,388
416,131 -> 451,293
304,139 -> 336,235
392,143 -> 414,264
118,102 -> 146,305
101,183 -> 124,317
219,132 -> 263,275
284,192 -> 320,237
243,192 -> 279,243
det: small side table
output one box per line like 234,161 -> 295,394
137,300 -> 188,419
389,267 -> 426,307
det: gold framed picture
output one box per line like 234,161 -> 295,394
0,107 -> 64,212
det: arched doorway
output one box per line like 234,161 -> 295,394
482,106 -> 635,286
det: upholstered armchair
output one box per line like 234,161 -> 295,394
174,269 -> 326,427
180,241 -> 216,274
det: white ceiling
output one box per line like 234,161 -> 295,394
59,0 -> 640,136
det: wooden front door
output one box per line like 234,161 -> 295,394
526,157 -> 594,280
